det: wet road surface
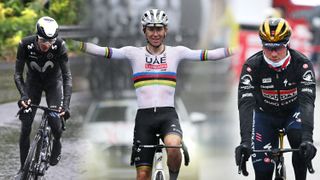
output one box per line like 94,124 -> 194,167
0,92 -> 91,180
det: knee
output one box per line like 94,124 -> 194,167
136,166 -> 151,180
253,158 -> 274,173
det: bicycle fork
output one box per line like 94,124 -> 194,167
153,149 -> 166,180
275,129 -> 286,180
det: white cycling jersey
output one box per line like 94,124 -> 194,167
81,42 -> 233,108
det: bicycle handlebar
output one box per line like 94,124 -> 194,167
252,148 -> 299,154
130,141 -> 190,166
252,148 -> 315,174
16,104 -> 66,131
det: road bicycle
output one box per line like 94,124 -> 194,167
131,134 -> 190,180
238,128 -> 315,180
17,104 -> 65,180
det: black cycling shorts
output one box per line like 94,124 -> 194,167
132,107 -> 183,167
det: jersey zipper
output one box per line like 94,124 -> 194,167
276,73 -> 281,107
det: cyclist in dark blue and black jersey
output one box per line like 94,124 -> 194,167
235,18 -> 317,180
14,16 -> 72,177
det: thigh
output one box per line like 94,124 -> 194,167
45,80 -> 63,108
132,110 -> 157,167
159,108 -> 183,139
285,109 -> 302,148
252,111 -> 277,173
20,83 -> 42,125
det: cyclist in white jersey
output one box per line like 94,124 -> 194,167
79,8 -> 234,180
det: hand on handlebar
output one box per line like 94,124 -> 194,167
235,143 -> 251,176
59,107 -> 70,120
299,141 -> 316,174
299,141 -> 317,162
18,97 -> 31,109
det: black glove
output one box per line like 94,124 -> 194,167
235,143 -> 251,176
17,96 -> 30,108
235,143 -> 251,166
299,141 -> 317,162
61,108 -> 71,120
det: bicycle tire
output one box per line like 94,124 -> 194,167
44,127 -> 53,167
155,171 -> 165,180
21,135 -> 42,180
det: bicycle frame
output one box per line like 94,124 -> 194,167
131,135 -> 190,180
19,104 -> 65,180
239,128 -> 315,180
252,129 -> 298,180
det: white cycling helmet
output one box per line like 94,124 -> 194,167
141,9 -> 168,27
36,16 -> 59,39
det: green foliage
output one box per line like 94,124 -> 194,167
0,0 -> 85,61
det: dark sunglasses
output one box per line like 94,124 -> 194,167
263,44 -> 287,51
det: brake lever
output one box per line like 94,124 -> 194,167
307,161 -> 315,174
238,154 -> 249,176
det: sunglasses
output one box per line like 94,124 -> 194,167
263,44 -> 287,52
38,36 -> 56,44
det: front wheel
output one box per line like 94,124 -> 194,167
155,171 -> 165,180
21,136 -> 42,180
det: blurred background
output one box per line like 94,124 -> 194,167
0,0 -> 320,179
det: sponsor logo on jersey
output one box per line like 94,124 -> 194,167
302,70 -> 314,82
27,43 -> 34,50
145,55 -> 167,70
262,78 -> 272,83
240,74 -> 252,85
30,61 -> 54,72
279,88 -> 297,100
260,85 -> 274,89
51,44 -> 57,50
262,89 -> 278,101
47,53 -> 53,59
301,88 -> 313,94
283,79 -> 288,87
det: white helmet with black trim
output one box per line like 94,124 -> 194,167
141,9 -> 168,27
36,16 -> 59,39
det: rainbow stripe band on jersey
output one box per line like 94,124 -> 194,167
79,42 -> 86,52
200,50 -> 208,61
133,72 -> 177,88
225,48 -> 233,57
105,47 -> 113,58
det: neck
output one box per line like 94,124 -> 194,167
146,44 -> 164,55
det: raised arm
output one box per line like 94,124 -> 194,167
178,46 -> 234,61
79,41 -> 127,60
